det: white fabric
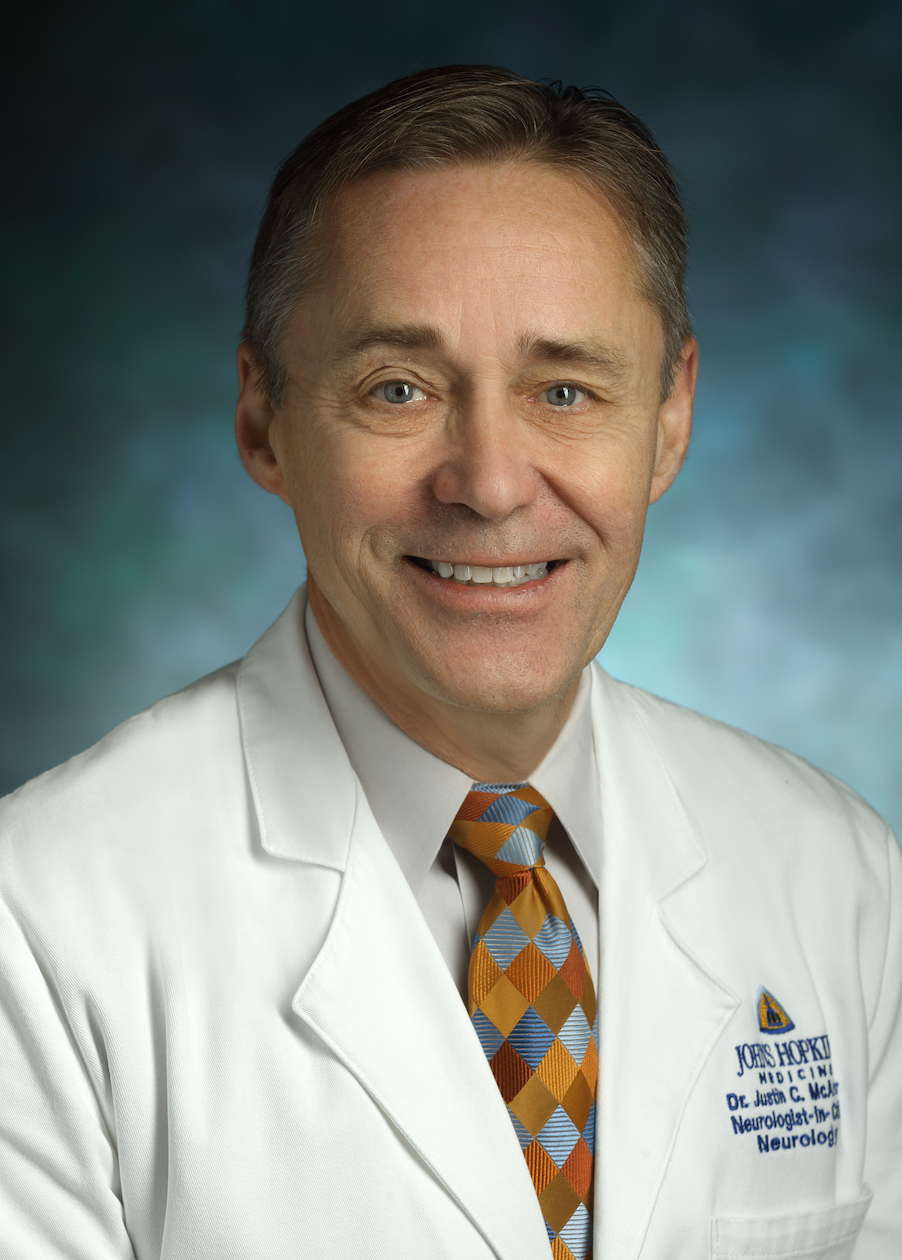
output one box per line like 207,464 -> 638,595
304,600 -> 600,998
0,586 -> 900,1260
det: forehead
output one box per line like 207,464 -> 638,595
296,161 -> 662,368
334,157 -> 616,226
333,162 -> 634,279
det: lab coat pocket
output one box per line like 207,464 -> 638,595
710,1188 -> 872,1259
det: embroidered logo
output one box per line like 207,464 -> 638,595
757,987 -> 795,1035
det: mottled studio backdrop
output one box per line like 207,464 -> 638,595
3,0 -> 901,836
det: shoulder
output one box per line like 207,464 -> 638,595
2,660 -> 243,824
0,662 -> 246,917
591,663 -> 895,873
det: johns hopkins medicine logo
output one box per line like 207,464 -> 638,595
756,986 -> 794,1034
725,989 -> 840,1156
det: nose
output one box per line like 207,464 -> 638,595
429,393 -> 541,520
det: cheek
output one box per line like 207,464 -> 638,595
555,440 -> 657,550
290,431 -> 417,569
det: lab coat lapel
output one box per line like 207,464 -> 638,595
590,670 -> 739,1260
292,802 -> 550,1260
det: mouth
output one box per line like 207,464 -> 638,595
408,558 -> 559,588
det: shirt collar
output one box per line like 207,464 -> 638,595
304,602 -> 600,891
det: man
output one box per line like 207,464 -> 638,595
1,65 -> 899,1260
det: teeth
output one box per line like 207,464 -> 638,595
426,560 -> 551,587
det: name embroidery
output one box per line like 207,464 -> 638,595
725,992 -> 840,1153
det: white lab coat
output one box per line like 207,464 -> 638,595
1,588 -> 899,1259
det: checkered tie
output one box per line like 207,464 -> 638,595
449,783 -> 598,1260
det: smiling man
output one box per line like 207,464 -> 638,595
236,158 -> 693,782
1,66 -> 900,1260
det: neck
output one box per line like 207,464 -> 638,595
307,580 -> 580,782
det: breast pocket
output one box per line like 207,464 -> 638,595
710,1189 -> 872,1259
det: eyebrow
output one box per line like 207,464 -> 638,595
329,323 -> 446,366
516,334 -> 632,379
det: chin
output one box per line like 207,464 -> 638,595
419,657 -> 577,716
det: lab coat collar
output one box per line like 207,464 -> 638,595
236,587 -> 355,871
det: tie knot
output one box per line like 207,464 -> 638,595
448,782 -> 552,875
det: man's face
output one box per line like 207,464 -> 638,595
239,162 -> 695,719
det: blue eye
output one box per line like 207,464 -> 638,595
377,381 -> 427,404
544,384 -> 586,407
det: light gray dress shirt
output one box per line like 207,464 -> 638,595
305,603 -> 601,1000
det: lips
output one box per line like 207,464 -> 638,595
414,559 -> 554,587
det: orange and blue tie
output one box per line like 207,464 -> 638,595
449,783 -> 598,1260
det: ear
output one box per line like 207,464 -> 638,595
649,337 -> 697,504
234,343 -> 292,504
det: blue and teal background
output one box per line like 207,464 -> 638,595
3,1 -> 900,836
